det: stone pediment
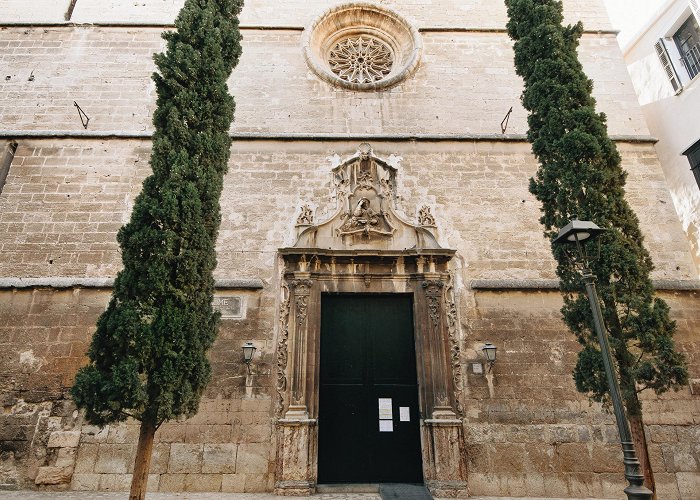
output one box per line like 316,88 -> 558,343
289,143 -> 445,253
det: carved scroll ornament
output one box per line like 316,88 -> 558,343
276,282 -> 291,417
445,276 -> 464,416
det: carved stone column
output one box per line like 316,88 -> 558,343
420,275 -> 468,497
421,277 -> 454,417
275,274 -> 317,496
286,275 -> 313,419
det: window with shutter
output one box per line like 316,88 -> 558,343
691,0 -> 700,22
655,39 -> 683,92
673,16 -> 700,79
682,139 -> 700,190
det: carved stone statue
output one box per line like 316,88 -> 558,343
418,205 -> 436,227
340,198 -> 380,234
296,205 -> 314,226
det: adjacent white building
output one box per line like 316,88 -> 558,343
621,0 -> 700,276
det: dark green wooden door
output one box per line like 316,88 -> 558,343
318,294 -> 423,484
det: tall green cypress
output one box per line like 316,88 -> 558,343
504,0 -> 688,494
71,1 -> 243,498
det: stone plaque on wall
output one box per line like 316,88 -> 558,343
213,296 -> 242,319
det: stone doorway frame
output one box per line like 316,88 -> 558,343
273,249 -> 468,497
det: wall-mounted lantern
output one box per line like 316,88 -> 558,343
481,342 -> 497,372
242,342 -> 256,374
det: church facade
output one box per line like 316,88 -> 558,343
1,1 -> 699,498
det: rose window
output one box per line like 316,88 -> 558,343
328,36 -> 393,84
303,3 -> 422,91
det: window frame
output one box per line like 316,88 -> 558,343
682,139 -> 700,189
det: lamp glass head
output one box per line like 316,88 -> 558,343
482,342 -> 497,362
554,219 -> 604,246
242,342 -> 256,363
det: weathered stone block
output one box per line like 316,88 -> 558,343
235,443 -> 268,474
652,472 -> 682,500
79,425 -> 109,444
98,474 -> 131,491
34,465 -> 73,485
221,473 -> 246,492
155,424 -> 186,443
203,443 -> 237,474
590,444 -> 622,473
466,472 -> 500,496
490,443 -> 525,472
168,443 -> 202,473
676,472 -> 700,500
244,472 -> 270,492
106,424 -> 139,444
185,424 -> 231,444
184,473 -> 222,492
523,444 -> 553,472
70,473 -> 100,491
55,447 -> 77,468
94,444 -> 133,474
158,473 -> 186,492
649,424 -> 678,443
239,424 -> 272,443
150,443 -> 170,474
542,472 -> 569,497
74,443 -> 98,473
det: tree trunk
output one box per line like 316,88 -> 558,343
129,419 -> 157,500
629,412 -> 656,499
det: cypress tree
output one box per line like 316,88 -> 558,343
504,0 -> 688,494
71,1 -> 243,498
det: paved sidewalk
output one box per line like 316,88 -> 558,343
0,493 -> 615,500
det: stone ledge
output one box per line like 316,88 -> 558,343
471,279 -> 700,291
0,22 -> 305,30
0,277 -> 265,290
0,130 -> 659,144
0,21 -> 618,36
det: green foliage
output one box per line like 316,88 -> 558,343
71,0 -> 244,427
504,0 -> 687,415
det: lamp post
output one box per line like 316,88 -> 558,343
554,220 -> 652,500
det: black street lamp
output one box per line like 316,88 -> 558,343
554,220 -> 652,500
242,342 -> 257,375
481,342 -> 497,372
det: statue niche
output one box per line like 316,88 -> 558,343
293,143 -> 440,251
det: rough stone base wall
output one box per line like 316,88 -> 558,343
2,285 -> 698,496
463,289 -> 700,499
0,286 -> 275,492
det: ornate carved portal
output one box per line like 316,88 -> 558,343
274,146 -> 467,497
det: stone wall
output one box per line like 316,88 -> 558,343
464,289 -> 700,499
6,0 -> 614,31
1,140 -> 695,280
0,285 -> 274,492
1,284 -> 698,496
0,27 -> 646,136
1,0 -> 699,497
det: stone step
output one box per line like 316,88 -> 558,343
380,483 -> 433,500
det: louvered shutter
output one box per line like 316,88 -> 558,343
655,39 -> 682,93
690,0 -> 700,24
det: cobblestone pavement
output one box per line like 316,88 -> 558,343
0,493 -> 613,500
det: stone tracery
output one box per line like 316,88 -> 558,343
328,35 -> 393,84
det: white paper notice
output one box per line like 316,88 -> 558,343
378,398 -> 393,420
399,407 -> 410,422
379,420 -> 394,432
